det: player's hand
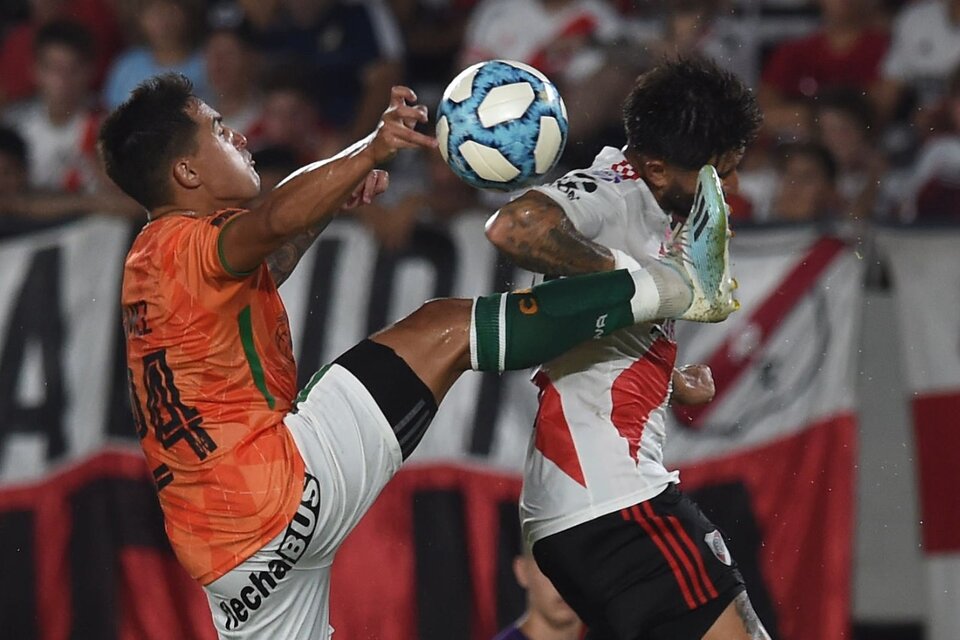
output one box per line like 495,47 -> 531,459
343,169 -> 389,209
671,364 -> 715,406
367,86 -> 437,164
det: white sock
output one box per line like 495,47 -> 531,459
613,249 -> 693,321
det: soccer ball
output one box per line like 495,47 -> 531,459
436,59 -> 568,191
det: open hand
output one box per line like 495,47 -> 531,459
368,86 -> 437,164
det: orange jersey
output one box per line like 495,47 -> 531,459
122,209 -> 304,585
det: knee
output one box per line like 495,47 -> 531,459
409,298 -> 472,328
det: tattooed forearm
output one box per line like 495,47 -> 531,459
486,192 -> 614,275
266,222 -> 328,286
733,592 -> 771,640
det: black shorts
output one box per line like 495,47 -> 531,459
532,484 -> 745,640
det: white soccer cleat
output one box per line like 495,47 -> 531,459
666,165 -> 739,323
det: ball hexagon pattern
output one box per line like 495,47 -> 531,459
436,60 -> 568,191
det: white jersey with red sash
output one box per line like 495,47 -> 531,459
521,147 -> 681,545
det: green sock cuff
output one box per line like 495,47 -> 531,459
530,270 -> 637,318
471,294 -> 503,371
470,270 -> 640,373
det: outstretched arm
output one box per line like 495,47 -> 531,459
265,169 -> 389,286
219,86 -> 435,276
484,190 -> 615,276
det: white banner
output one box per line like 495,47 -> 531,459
0,217 -> 865,482
0,216 -> 868,640
666,228 -> 863,464
877,227 -> 960,640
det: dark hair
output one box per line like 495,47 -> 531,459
34,19 -> 95,62
207,2 -> 258,46
623,57 -> 762,169
815,88 -> 875,134
776,141 -> 837,185
0,126 -> 27,166
98,73 -> 199,209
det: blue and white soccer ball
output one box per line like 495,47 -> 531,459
436,59 -> 569,191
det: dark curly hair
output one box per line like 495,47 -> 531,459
623,57 -> 762,169
98,73 -> 199,210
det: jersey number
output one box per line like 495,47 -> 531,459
129,349 -> 218,464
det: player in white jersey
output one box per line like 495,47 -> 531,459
485,58 -> 770,639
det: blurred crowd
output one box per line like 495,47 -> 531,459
1,0 -> 959,248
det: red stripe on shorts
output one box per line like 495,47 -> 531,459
641,501 -> 709,606
666,514 -> 719,599
628,505 -> 698,609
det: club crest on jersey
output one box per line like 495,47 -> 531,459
704,530 -> 732,566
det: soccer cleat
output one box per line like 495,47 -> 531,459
665,165 -> 739,323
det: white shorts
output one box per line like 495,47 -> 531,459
202,363 -> 403,639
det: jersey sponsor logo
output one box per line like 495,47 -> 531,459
704,529 -> 732,566
218,473 -> 321,630
554,172 -> 599,200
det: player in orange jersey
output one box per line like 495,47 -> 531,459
100,73 -> 736,638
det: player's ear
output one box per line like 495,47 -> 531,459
639,157 -> 668,190
172,157 -> 201,190
513,555 -> 530,589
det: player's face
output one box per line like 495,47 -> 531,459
186,100 -> 260,202
660,148 -> 744,218
515,555 -> 581,629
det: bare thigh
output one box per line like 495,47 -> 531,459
369,298 -> 473,404
702,592 -> 771,640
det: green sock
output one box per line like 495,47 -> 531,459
470,270 -> 640,372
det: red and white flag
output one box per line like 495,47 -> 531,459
878,229 -> 960,640
664,228 -> 862,640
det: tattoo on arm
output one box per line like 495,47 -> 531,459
265,221 -> 329,287
491,191 -> 614,276
733,592 -> 770,640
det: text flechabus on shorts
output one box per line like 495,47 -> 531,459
219,473 -> 321,629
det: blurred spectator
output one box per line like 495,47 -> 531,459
765,141 -> 841,222
388,0 -> 480,104
205,3 -> 262,136
102,0 -> 209,110
898,63 -> 960,222
246,66 -> 326,162
644,0 -> 760,87
460,0 -> 622,75
0,127 -> 29,198
814,88 -> 888,219
875,0 -> 960,123
0,125 -> 141,238
2,20 -> 102,193
0,0 -> 122,105
759,0 -> 889,142
255,0 -> 405,141
491,542 -> 583,640
460,0 -> 644,160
